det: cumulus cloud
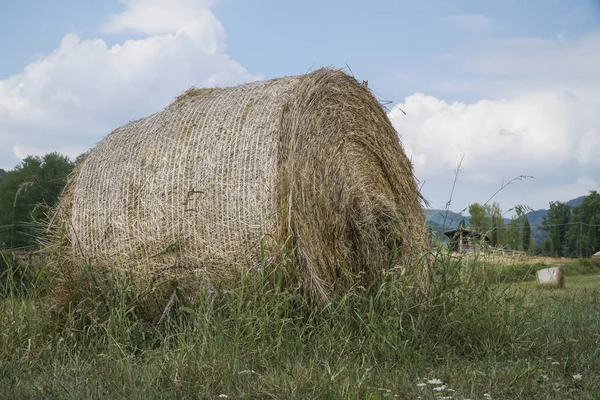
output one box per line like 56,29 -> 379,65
578,129 -> 600,166
390,31 -> 600,210
389,89 -> 599,209
0,0 -> 254,168
103,0 -> 220,35
12,144 -> 86,161
390,91 -> 575,179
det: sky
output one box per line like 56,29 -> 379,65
1,0 -> 599,215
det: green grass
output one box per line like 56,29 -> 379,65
2,255 -> 600,399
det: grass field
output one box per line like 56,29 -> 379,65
1,255 -> 600,399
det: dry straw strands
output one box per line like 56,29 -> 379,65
48,68 -> 429,304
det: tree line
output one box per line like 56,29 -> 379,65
540,192 -> 600,258
464,192 -> 600,257
0,151 -> 598,259
0,153 -> 74,249
467,202 -> 533,252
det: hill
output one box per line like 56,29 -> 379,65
523,195 -> 587,245
424,209 -> 468,230
425,194 -> 590,246
566,195 -> 586,208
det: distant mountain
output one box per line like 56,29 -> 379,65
424,208 -> 511,231
566,196 -> 586,208
524,210 -> 547,246
523,196 -> 587,245
424,209 -> 468,231
424,194 -> 590,246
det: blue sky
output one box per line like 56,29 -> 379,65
1,0 -> 599,212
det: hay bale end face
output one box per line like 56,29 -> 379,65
48,68 -> 429,303
536,267 -> 565,289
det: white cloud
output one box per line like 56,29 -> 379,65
102,0 -> 224,53
0,0 -> 254,167
578,129 -> 600,166
12,144 -> 86,161
391,31 -> 600,210
103,0 -> 218,33
12,144 -> 50,159
389,89 -> 599,209
390,91 -> 574,178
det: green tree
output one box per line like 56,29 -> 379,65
468,203 -> 489,232
0,153 -> 74,249
564,191 -> 600,257
540,201 -> 571,257
523,217 -> 532,252
541,236 -> 552,255
468,202 -> 505,247
488,202 -> 506,247
506,218 -> 521,250
590,216 -> 598,254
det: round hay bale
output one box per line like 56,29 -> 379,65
48,68 -> 429,304
536,266 -> 565,289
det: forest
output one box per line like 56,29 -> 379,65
0,152 -> 598,258
0,153 -> 73,250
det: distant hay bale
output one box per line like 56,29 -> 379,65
536,267 -> 565,289
47,68 -> 429,304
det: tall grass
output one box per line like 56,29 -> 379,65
1,250 -> 600,399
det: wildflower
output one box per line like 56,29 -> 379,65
483,393 -> 492,399
551,361 -> 560,365
416,383 -> 427,388
573,374 -> 582,380
427,378 -> 443,385
433,385 -> 448,391
218,395 -> 229,399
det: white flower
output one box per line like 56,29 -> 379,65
218,395 -> 229,399
573,374 -> 582,380
484,394 -> 492,399
427,378 -> 443,385
433,385 -> 448,391
416,383 -> 427,387
551,361 -> 560,365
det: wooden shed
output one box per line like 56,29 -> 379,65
443,228 -> 491,253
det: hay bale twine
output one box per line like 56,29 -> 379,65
536,266 -> 565,289
48,68 -> 429,304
